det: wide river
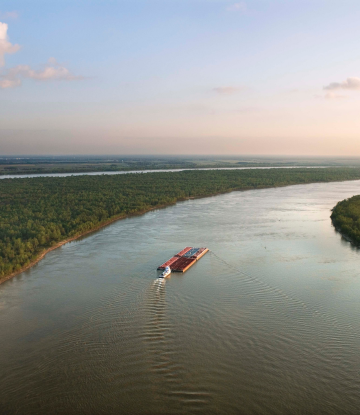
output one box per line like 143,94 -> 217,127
1,180 -> 360,414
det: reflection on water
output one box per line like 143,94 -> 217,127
1,180 -> 360,414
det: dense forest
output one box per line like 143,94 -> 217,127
331,195 -> 360,246
2,167 -> 360,279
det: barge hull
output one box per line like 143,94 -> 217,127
157,247 -> 209,273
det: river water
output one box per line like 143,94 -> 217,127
1,180 -> 360,414
0,166 -> 326,179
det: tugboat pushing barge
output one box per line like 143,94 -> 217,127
157,247 -> 209,275
160,266 -> 171,279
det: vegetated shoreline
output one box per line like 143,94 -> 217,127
331,195 -> 360,249
1,177 -> 359,285
0,197 -> 189,285
331,223 -> 358,247
0,202 -> 175,285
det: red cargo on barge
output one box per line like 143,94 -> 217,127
157,247 -> 209,273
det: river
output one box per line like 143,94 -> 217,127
1,180 -> 360,414
0,166 -> 327,179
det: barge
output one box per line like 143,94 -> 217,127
157,247 -> 209,273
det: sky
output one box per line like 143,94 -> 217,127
0,0 -> 360,156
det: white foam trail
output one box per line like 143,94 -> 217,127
153,277 -> 165,292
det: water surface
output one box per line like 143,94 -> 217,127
0,165 -> 326,179
1,180 -> 360,414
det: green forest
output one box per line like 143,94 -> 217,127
331,195 -> 360,246
2,168 -> 360,279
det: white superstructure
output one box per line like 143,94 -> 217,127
160,266 -> 171,278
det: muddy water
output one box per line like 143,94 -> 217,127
1,180 -> 360,414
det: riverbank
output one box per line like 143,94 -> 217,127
0,191 -> 233,284
2,168 -> 360,283
331,195 -> 360,248
0,214 -> 126,285
332,225 -> 358,246
0,202 -> 178,285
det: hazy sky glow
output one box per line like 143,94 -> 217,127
1,0 -> 360,155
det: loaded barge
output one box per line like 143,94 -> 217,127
157,247 -> 209,273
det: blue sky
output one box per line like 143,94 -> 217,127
1,0 -> 360,155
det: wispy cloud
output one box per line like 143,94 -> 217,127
314,92 -> 346,100
226,2 -> 247,13
0,58 -> 84,89
0,22 -> 20,67
213,86 -> 244,95
0,22 -> 84,89
324,77 -> 360,91
324,92 -> 346,100
0,11 -> 18,20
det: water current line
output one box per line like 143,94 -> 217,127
208,249 -> 360,397
141,274 -> 213,411
141,277 -> 193,410
208,250 -> 359,340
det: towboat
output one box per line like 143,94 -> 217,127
160,266 -> 171,279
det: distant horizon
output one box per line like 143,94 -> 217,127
2,154 -> 360,160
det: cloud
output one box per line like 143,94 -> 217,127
0,59 -> 84,89
324,77 -> 360,91
213,86 -> 244,94
226,2 -> 247,13
0,22 -> 20,67
0,76 -> 20,89
324,92 -> 346,100
25,58 -> 83,81
314,92 -> 346,100
0,21 -> 84,89
0,11 -> 18,19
